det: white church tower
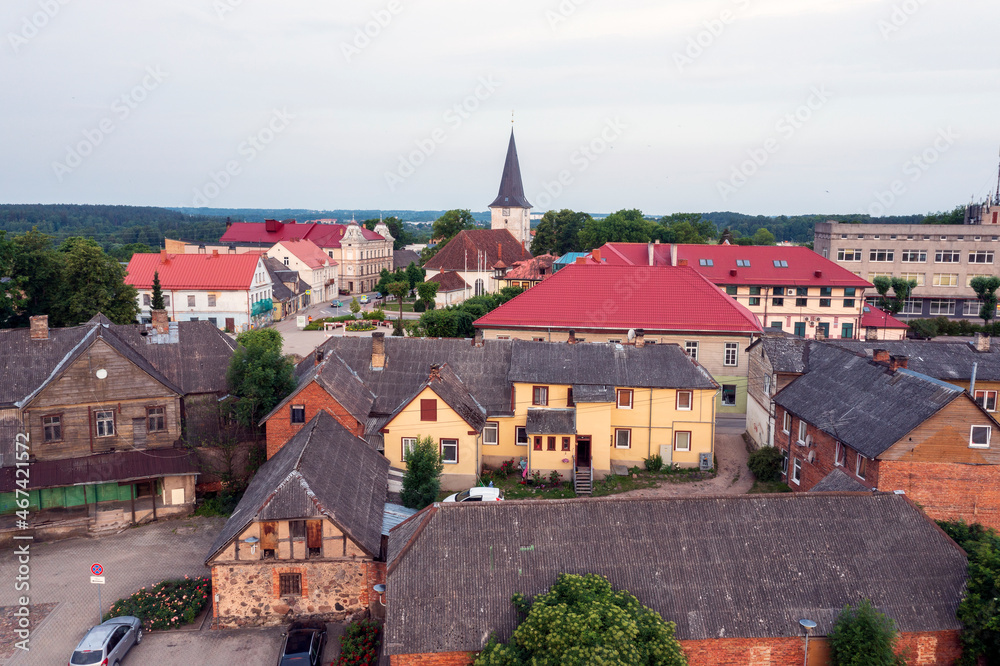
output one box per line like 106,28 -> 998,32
489,130 -> 533,247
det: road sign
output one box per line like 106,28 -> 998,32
91,563 -> 103,576
90,576 -> 105,584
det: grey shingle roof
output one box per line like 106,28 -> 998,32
525,408 -> 575,435
572,385 -> 616,403
754,335 -> 811,374
384,494 -> 966,655
392,249 -> 421,270
773,344 -> 963,458
426,365 -> 487,432
509,341 -> 718,390
205,411 -> 388,563
0,325 -> 96,406
810,468 -> 870,492
829,339 -> 1000,382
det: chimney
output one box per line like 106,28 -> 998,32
677,259 -> 688,267
568,330 -> 577,344
151,309 -> 169,335
670,244 -> 678,267
315,349 -> 325,366
814,270 -> 823,278
975,332 -> 991,352
575,257 -> 586,265
873,349 -> 890,363
647,242 -> 654,267
226,216 -> 232,229
815,326 -> 826,340
889,355 -> 909,371
29,315 -> 48,341
592,248 -> 602,263
371,332 -> 386,370
473,328 -> 484,347
160,249 -> 167,263
429,363 -> 441,381
635,329 -> 645,348
212,249 -> 219,257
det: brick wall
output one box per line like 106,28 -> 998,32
881,461 -> 1000,531
389,653 -> 475,666
265,380 -> 364,459
774,405 -> 878,491
681,637 -> 805,665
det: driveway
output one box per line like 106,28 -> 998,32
0,516 -> 341,665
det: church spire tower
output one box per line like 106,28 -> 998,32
489,129 -> 533,248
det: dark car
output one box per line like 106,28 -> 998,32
278,619 -> 327,665
70,616 -> 142,666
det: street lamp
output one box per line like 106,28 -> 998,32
799,618 -> 817,666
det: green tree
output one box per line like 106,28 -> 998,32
578,209 -> 658,250
349,297 -> 361,315
922,206 -> 966,225
54,237 -> 140,325
386,281 -> 409,335
531,209 -> 590,255
970,276 -> 1000,328
225,329 -> 296,429
416,280 -> 439,309
938,520 -> 1000,664
107,242 -> 155,262
400,435 -> 443,510
362,216 -> 411,250
0,231 -> 26,328
872,276 -> 916,317
151,271 -> 165,310
660,213 -> 716,244
475,573 -> 687,666
10,228 -> 65,326
747,447 -> 784,482
828,600 -> 907,666
751,227 -> 776,245
405,262 -> 425,290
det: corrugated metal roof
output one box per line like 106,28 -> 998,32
0,449 -> 198,492
125,252 -> 263,290
525,408 -> 575,435
384,494 -> 966,654
810,469 -> 870,492
382,503 -> 418,536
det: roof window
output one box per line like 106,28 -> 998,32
699,259 -> 713,266
736,259 -> 751,267
773,260 -> 788,268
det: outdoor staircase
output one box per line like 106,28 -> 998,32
574,467 -> 592,496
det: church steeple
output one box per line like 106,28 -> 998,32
489,130 -> 533,248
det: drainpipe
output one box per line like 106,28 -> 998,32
648,388 -> 654,460
971,362 -> 978,395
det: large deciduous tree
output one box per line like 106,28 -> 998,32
531,209 -> 591,256
225,328 -> 296,429
872,276 -> 916,317
475,573 -> 687,666
400,435 -> 443,510
970,276 -> 1000,329
54,236 -> 140,325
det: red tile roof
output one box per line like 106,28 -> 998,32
474,264 -> 763,333
426,271 -> 469,293
220,220 -> 384,248
271,239 -> 336,270
126,252 -> 263,290
597,243 -> 872,288
424,229 -> 532,272
503,254 -> 556,281
861,306 -> 909,329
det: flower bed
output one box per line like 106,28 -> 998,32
103,576 -> 211,631
336,618 -> 381,666
346,322 -> 377,332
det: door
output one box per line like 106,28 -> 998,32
261,521 -> 278,551
817,322 -> 830,338
225,317 -> 235,331
132,418 -> 147,449
793,322 -> 806,337
306,520 -> 323,556
575,437 -> 591,467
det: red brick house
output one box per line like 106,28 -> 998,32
773,343 -> 1000,529
383,494 -> 966,665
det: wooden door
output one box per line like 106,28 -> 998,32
260,521 -> 278,550
307,520 -> 323,550
225,317 -> 235,331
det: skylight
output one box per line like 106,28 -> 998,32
736,259 -> 750,267
699,259 -> 713,266
773,260 -> 788,268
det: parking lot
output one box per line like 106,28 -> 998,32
0,516 -> 342,665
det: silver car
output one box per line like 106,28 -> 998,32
70,616 -> 142,666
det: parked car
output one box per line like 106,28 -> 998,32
69,616 -> 142,666
278,619 -> 327,665
331,300 -> 343,307
443,487 -> 504,502
359,295 -> 370,304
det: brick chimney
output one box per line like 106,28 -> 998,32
315,349 -> 325,366
975,332 -> 991,352
873,349 -> 890,363
29,315 -> 48,341
212,249 -> 219,257
889,355 -> 909,371
677,259 -> 688,267
568,330 -> 577,344
592,248 -> 602,263
429,363 -> 441,381
473,328 -> 484,348
159,249 -> 168,263
635,329 -> 645,348
371,332 -> 386,370
151,309 -> 169,334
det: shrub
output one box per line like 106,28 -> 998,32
414,300 -> 426,313
336,618 -> 381,666
401,436 -> 443,510
748,446 -> 784,482
497,459 -> 517,479
938,520 -> 1000,664
644,454 -> 664,472
192,490 -> 243,517
828,600 -> 907,666
104,576 -> 211,631
548,470 -> 561,485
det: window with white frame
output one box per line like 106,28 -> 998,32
964,301 -> 983,317
684,341 -> 699,360
835,442 -> 846,466
42,415 -> 61,442
440,439 -> 459,463
868,272 -> 893,282
970,426 -> 992,449
782,412 -> 791,434
515,426 -> 528,446
616,389 -> 633,409
791,458 -> 802,484
975,390 -> 997,412
724,342 -> 738,366
935,250 -> 960,263
615,429 -> 631,449
856,454 -> 868,479
837,248 -> 862,262
143,294 -> 151,306
929,299 -> 956,316
969,251 -> 994,264
901,299 -> 922,315
797,420 -> 807,444
764,374 -> 771,395
869,249 -> 894,262
674,431 -> 691,451
676,390 -> 692,410
933,274 -> 958,287
483,422 -> 499,446
401,437 -> 417,461
781,449 -> 788,474
967,274 -> 993,287
900,250 -> 926,263
898,272 -> 924,286
95,410 -> 115,437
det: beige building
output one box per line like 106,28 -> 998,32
815,218 -> 1000,321
265,239 -> 338,303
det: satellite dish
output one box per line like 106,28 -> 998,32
627,329 -> 636,341
95,368 -> 108,380
807,451 -> 816,463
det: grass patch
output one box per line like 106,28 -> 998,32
748,480 -> 792,494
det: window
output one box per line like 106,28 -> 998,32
794,322 -> 806,337
963,301 -> 982,316
749,286 -> 762,295
562,436 -> 571,451
797,420 -> 807,444
968,274 -> 993,287
791,458 -> 802,485
289,520 -> 306,539
95,410 -> 115,437
772,297 -> 784,306
615,429 -> 631,449
796,287 -> 808,297
725,285 -> 738,295
970,425 -> 992,449
532,386 -> 548,406
782,412 -> 791,434
163,295 -> 170,306
283,256 -> 290,266
676,391 -> 692,410
736,259 -> 751,267
835,442 -> 846,466
547,436 -> 556,451
440,439 -> 459,463
975,391 -> 997,412
844,288 -> 856,297
901,299 -> 922,315
970,251 -> 994,264
856,454 -> 868,479
674,431 -> 691,451
290,405 -> 305,424
515,427 -> 528,446
773,287 -> 785,296
42,415 -> 61,442
699,259 -> 713,266
929,299 -> 956,315
185,295 -> 195,307
420,399 -> 437,421
143,294 -> 151,306
534,436 -> 543,451
146,406 -> 166,432
901,250 -> 926,263
401,437 -> 417,460
749,297 -> 761,306
474,279 -> 485,296
617,389 -> 633,409
769,321 -> 782,330
868,272 -> 892,281
567,388 -> 574,407
843,299 -> 855,308
796,298 -> 808,307
819,299 -> 831,307
607,339 -> 621,344
899,272 -> 925,286
721,384 -> 736,406
279,573 -> 301,596
764,374 -> 772,395
773,260 -> 788,268
935,250 -> 960,263
819,287 -> 832,297
841,323 -> 854,339
837,248 -> 862,261
208,294 -> 217,307
869,249 -> 894,262
724,342 -> 738,366
483,422 -> 498,445
933,273 -> 958,287
781,449 -> 789,474
684,341 -> 699,360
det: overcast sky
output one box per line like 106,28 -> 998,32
2,0 -> 998,216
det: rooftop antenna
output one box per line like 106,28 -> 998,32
994,145 -> 1000,205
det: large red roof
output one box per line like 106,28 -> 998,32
270,239 -> 336,270
424,229 -> 531,272
126,252 -> 263,290
597,243 -> 872,288
861,305 -> 909,329
474,264 -> 763,333
220,220 -> 384,248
